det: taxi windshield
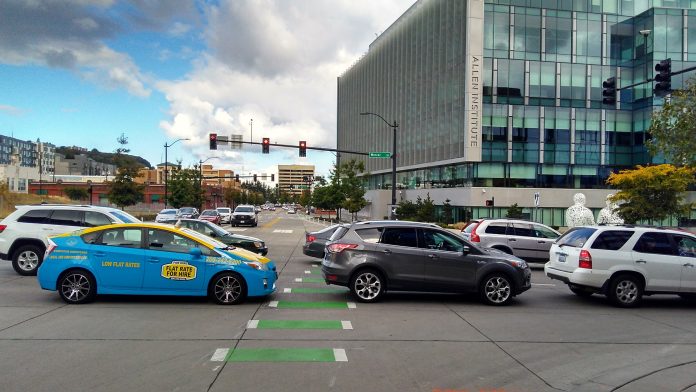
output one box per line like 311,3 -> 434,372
179,227 -> 229,249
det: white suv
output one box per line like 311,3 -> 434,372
545,226 -> 696,307
0,205 -> 139,275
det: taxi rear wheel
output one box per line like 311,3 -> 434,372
58,270 -> 96,304
210,272 -> 247,305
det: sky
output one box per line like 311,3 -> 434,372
0,0 -> 415,179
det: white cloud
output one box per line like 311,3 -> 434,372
159,0 -> 414,174
0,104 -> 25,116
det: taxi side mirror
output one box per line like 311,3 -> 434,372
189,248 -> 203,258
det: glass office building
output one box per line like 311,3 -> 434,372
337,0 -> 696,224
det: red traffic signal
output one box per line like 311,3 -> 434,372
209,133 -> 217,150
299,141 -> 307,157
262,137 -> 270,154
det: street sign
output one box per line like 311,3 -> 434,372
230,134 -> 243,149
369,152 -> 391,158
534,192 -> 540,207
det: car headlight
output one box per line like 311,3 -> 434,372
253,241 -> 263,248
510,259 -> 528,269
245,261 -> 268,271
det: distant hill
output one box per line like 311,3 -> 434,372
56,147 -> 152,169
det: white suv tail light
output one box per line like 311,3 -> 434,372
45,239 -> 57,258
579,250 -> 592,269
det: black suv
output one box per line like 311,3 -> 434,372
321,221 -> 531,305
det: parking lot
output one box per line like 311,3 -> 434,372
2,210 -> 696,392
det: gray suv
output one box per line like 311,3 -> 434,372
461,219 -> 560,262
321,221 -> 532,305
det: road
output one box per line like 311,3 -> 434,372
2,210 -> 696,391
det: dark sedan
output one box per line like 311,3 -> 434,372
162,218 -> 268,255
303,224 -> 339,258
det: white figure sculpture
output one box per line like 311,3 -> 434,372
597,194 -> 624,225
565,193 -> 596,228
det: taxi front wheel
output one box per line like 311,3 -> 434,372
58,270 -> 96,304
210,272 -> 247,305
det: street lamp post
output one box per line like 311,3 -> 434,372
360,112 -> 399,219
164,138 -> 189,208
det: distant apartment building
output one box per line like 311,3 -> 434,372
278,164 -> 315,196
0,135 -> 55,174
54,153 -> 116,176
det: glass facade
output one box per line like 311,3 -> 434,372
337,0 -> 696,194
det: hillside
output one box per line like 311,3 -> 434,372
56,147 -> 152,168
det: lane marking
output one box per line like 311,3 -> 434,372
268,301 -> 279,308
273,229 -> 293,233
210,348 -> 230,362
247,320 -> 259,329
282,287 -> 348,294
262,217 -> 281,229
251,320 -> 346,329
273,301 -> 356,309
304,270 -> 311,274
333,349 -> 348,362
293,277 -> 324,283
226,348 -> 347,362
531,283 -> 556,287
341,321 -> 353,330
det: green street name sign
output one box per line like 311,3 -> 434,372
369,152 -> 391,158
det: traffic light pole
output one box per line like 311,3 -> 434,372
614,64 -> 696,91
219,139 -> 370,156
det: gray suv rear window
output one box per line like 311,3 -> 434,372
591,230 -> 634,250
355,228 -> 382,243
381,228 -> 418,248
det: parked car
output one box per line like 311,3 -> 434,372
164,219 -> 268,255
176,207 -> 199,219
460,219 -> 560,262
321,220 -> 531,305
545,225 -> 696,307
199,209 -> 222,225
216,207 -> 232,224
155,209 -> 178,223
303,224 -> 340,258
232,205 -> 258,227
38,223 -> 277,304
0,204 -> 139,275
287,207 -> 296,214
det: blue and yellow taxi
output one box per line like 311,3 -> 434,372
37,223 -> 277,305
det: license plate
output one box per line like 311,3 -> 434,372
558,254 -> 566,263
240,220 -> 245,223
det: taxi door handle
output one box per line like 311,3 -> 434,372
147,257 -> 160,263
94,252 -> 106,257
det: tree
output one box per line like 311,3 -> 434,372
64,187 -> 89,201
299,190 -> 311,208
395,199 -> 418,220
167,168 -> 205,209
648,77 -> 696,167
339,160 -> 368,221
506,203 -> 524,219
223,187 -> 240,209
106,133 -> 144,209
607,164 -> 695,224
415,194 -> 436,222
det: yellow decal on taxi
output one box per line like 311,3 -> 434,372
161,261 -> 197,280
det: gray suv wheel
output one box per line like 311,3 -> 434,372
480,274 -> 513,306
350,269 -> 384,303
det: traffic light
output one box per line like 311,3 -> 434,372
654,58 -> 672,97
209,133 -> 217,150
602,77 -> 617,105
262,137 -> 270,154
299,141 -> 307,157
235,174 -> 239,182
271,174 -> 275,181
253,174 -> 257,182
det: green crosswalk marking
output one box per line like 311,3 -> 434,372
256,320 -> 343,329
291,287 -> 348,294
276,301 -> 350,309
227,348 -> 338,362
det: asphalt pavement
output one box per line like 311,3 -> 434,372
2,210 -> 696,391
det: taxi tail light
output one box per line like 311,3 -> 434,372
306,234 -> 316,243
45,239 -> 57,258
470,221 -> 483,242
0,224 -> 6,233
326,243 -> 358,254
579,250 -> 592,269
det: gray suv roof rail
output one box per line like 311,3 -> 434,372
352,220 -> 440,228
